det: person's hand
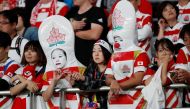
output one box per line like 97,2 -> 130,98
71,19 -> 86,30
26,80 -> 39,93
71,73 -> 85,81
10,75 -> 19,84
110,80 -> 122,95
158,18 -> 167,30
157,54 -> 172,66
53,69 -> 64,83
170,71 -> 179,83
65,74 -> 75,86
176,69 -> 190,83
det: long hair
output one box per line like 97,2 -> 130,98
84,45 -> 112,74
21,41 -> 46,66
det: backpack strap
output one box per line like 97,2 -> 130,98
10,36 -> 23,56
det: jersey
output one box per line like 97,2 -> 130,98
30,0 -> 69,28
11,65 -> 45,109
175,46 -> 190,104
177,2 -> 190,24
8,35 -> 28,63
105,50 -> 150,109
136,10 -> 152,59
0,58 -> 20,109
163,23 -> 184,45
41,66 -> 85,109
144,59 -> 182,108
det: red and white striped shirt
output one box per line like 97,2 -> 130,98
105,50 -> 150,109
136,10 -> 152,59
163,23 -> 184,45
177,2 -> 190,24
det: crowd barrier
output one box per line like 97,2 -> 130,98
0,83 -> 189,109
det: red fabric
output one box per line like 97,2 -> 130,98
12,97 -> 26,109
138,0 -> 152,16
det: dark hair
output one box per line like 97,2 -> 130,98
84,44 -> 112,74
155,38 -> 175,54
179,23 -> 190,40
12,7 -> 30,28
0,31 -> 11,48
0,9 -> 18,24
21,41 -> 46,66
158,1 -> 179,20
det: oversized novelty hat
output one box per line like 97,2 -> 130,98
38,15 -> 84,72
107,0 -> 138,46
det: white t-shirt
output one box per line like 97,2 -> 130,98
8,35 -> 28,63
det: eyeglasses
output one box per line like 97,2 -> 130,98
0,21 -> 10,25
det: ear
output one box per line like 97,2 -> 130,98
5,46 -> 10,53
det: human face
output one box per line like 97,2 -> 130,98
92,45 -> 105,64
0,15 -> 16,37
51,49 -> 66,69
162,4 -> 177,21
183,33 -> 190,51
0,47 -> 8,63
24,49 -> 39,65
113,35 -> 125,50
157,44 -> 173,60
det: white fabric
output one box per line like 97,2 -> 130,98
142,64 -> 165,109
8,35 -> 28,63
38,15 -> 84,72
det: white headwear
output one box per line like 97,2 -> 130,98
107,0 -> 138,52
94,40 -> 112,53
38,15 -> 83,72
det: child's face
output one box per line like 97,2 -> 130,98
162,4 -> 177,21
51,49 -> 66,69
24,49 -> 39,65
92,45 -> 105,64
184,33 -> 190,50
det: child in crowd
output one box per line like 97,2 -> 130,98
0,31 -> 20,109
177,0 -> 190,24
175,23 -> 190,106
72,39 -> 112,109
10,41 -> 46,109
157,1 -> 184,46
144,38 -> 182,108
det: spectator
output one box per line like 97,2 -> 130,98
108,0 -> 153,59
0,31 -> 20,108
175,23 -> 190,106
10,41 -> 46,109
144,38 -> 182,108
72,39 -> 112,109
0,9 -> 28,63
157,1 -> 184,45
105,1 -> 150,108
30,0 -> 69,28
13,7 -> 39,40
66,0 -> 108,66
177,0 -> 190,24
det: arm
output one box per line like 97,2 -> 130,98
157,19 -> 167,40
138,25 -> 152,41
119,71 -> 144,89
10,74 -> 28,95
42,70 -> 63,102
75,23 -> 103,40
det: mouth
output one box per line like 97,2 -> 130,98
56,63 -> 61,65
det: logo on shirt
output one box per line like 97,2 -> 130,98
184,15 -> 189,21
7,72 -> 13,78
137,61 -> 144,66
122,65 -> 130,73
